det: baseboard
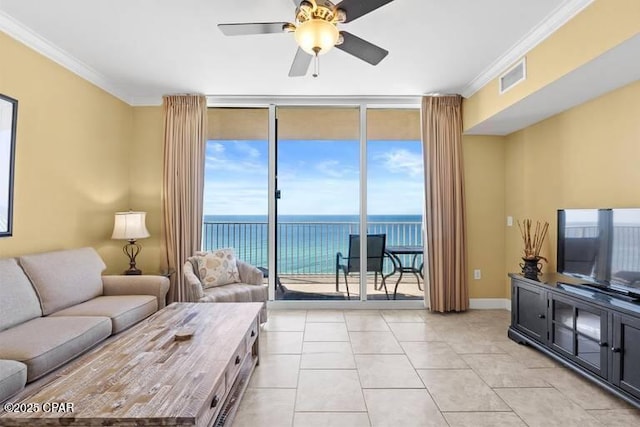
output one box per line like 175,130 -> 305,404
469,298 -> 511,311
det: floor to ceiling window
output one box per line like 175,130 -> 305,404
203,104 -> 423,305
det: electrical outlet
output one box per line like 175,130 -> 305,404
507,216 -> 513,226
474,269 -> 481,280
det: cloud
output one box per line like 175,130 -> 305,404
379,149 -> 423,177
233,141 -> 260,158
205,140 -> 266,174
205,155 -> 264,174
210,142 -> 225,153
315,160 -> 358,179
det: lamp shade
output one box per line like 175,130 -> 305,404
294,19 -> 339,55
111,211 -> 150,240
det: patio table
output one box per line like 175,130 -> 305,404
384,245 -> 424,299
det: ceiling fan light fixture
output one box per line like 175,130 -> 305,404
294,19 -> 338,55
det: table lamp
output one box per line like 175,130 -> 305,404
111,211 -> 150,275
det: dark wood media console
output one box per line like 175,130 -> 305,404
509,272 -> 640,408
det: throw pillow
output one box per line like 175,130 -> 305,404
196,249 -> 241,289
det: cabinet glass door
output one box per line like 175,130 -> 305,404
612,314 -> 640,399
550,294 -> 608,378
552,299 -> 574,353
576,308 -> 604,367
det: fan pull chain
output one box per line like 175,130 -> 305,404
313,55 -> 319,78
312,47 -> 320,78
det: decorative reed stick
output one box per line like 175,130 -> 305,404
517,219 -> 549,260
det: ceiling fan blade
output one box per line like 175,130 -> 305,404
336,0 -> 395,23
289,47 -> 313,77
218,22 -> 289,36
336,31 -> 388,65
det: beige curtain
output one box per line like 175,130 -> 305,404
421,95 -> 469,312
162,95 -> 207,303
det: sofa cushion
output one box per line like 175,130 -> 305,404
0,316 -> 111,382
199,283 -> 268,303
0,258 -> 42,332
50,296 -> 157,334
196,249 -> 241,289
19,247 -> 106,315
0,360 -> 27,403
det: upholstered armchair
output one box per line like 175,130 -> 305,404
183,257 -> 268,323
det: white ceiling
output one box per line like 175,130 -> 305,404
0,0 -> 583,105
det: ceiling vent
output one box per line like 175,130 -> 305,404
499,58 -> 526,94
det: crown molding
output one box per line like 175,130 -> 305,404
460,0 -> 595,98
0,10 -> 132,105
130,96 -> 163,106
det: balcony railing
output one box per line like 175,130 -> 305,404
202,221 -> 423,275
201,222 -> 640,276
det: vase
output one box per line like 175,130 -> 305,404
520,257 -> 543,279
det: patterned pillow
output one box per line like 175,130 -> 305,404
196,249 -> 241,289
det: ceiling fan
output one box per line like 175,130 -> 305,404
218,0 -> 395,77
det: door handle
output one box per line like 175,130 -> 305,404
598,342 -> 607,347
537,314 -> 545,319
275,189 -> 281,199
611,347 -> 622,353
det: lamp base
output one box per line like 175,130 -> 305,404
122,240 -> 143,276
124,267 -> 142,275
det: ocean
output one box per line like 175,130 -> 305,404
202,214 -> 423,274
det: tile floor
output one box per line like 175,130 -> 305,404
232,309 -> 640,427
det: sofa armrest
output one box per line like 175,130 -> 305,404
183,262 -> 205,302
102,275 -> 170,309
237,260 -> 264,286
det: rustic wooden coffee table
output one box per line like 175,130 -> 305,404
1,302 -> 262,426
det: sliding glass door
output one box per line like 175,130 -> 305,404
275,107 -> 360,301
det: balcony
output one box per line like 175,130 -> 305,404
202,219 -> 424,300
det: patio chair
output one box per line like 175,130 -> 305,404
335,234 -> 387,299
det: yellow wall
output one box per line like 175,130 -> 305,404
464,0 -> 640,132
0,32 -> 133,273
504,79 -> 640,296
463,136 -> 506,298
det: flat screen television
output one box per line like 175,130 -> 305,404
557,208 -> 640,297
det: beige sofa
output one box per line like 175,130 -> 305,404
183,258 -> 268,322
0,247 -> 169,403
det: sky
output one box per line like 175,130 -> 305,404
203,139 -> 424,216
